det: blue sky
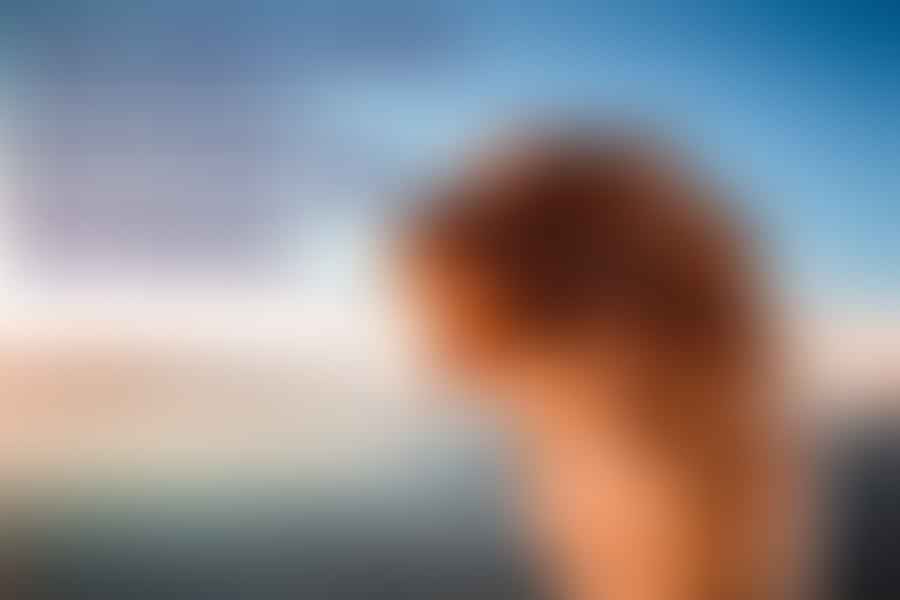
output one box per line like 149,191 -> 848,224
1,1 -> 897,303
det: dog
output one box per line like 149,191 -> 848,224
395,126 -> 794,600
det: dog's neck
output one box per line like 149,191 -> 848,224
504,366 -> 774,600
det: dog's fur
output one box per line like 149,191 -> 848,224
399,129 -> 788,600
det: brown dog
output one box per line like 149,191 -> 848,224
396,128 -> 791,600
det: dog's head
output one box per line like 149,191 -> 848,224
397,128 -> 769,416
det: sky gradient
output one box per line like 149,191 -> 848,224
0,1 -> 897,307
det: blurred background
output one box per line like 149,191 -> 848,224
0,2 -> 897,598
